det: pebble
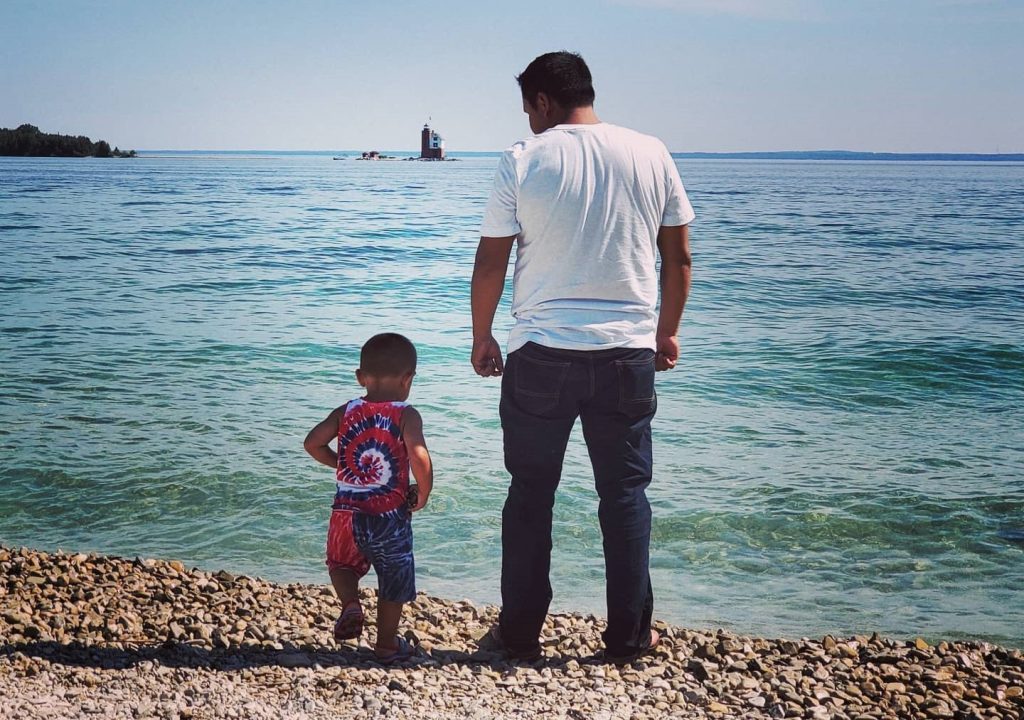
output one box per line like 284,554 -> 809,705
1,545 -> 1022,720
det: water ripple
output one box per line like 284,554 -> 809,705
1,155 -> 1022,646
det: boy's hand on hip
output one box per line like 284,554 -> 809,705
472,336 -> 504,377
408,484 -> 430,512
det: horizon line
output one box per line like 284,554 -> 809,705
132,148 -> 1024,155
128,149 -> 1024,162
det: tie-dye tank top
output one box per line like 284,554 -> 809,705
334,398 -> 409,515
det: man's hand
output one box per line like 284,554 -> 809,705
472,335 -> 505,377
655,335 -> 679,371
471,235 -> 515,378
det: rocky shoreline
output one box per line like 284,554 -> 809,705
1,546 -> 1021,719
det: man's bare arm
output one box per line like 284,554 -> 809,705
655,224 -> 692,371
470,236 -> 515,377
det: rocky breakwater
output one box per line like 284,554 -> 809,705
1,545 -> 1022,720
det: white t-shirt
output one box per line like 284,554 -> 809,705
480,122 -> 695,352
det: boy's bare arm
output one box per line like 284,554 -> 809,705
401,407 -> 433,512
303,407 -> 342,468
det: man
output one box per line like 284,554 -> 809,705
471,51 -> 694,663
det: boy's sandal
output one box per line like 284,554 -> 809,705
604,628 -> 661,665
333,601 -> 365,641
375,635 -> 417,665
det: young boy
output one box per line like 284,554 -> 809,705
303,333 -> 433,663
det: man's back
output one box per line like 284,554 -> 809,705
482,122 -> 693,352
471,50 -> 694,664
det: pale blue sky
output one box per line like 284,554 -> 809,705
2,0 -> 1021,152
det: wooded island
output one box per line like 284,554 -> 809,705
0,124 -> 136,157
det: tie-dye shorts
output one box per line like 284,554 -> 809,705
326,508 -> 415,603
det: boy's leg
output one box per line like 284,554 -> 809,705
579,348 -> 657,659
354,510 -> 416,650
326,509 -> 372,607
498,343 -> 580,655
375,599 -> 404,650
329,567 -> 360,605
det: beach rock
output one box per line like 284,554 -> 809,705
1,544 -> 1022,720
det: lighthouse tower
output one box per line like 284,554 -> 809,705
420,124 -> 445,160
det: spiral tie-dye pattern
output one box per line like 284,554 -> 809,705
333,399 -> 409,515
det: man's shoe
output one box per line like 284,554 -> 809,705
478,626 -> 542,662
603,628 -> 661,665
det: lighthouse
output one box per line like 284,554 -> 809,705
420,124 -> 445,160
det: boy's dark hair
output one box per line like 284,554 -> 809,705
516,51 -> 595,110
360,333 -> 417,377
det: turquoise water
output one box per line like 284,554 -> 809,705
1,154 -> 1022,648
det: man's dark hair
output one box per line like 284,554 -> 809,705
516,51 -> 595,110
360,333 -> 417,377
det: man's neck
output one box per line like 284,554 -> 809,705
559,106 -> 600,126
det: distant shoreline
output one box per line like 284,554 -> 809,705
670,150 -> 1024,162
127,149 -> 1024,162
1,124 -> 135,158
6,148 -> 1022,163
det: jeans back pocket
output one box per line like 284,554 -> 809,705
511,350 -> 571,416
615,356 -> 656,417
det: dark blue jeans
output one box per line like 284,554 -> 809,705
498,341 -> 656,658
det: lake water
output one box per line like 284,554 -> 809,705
1,153 -> 1022,648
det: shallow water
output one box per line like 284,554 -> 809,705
1,154 -> 1022,647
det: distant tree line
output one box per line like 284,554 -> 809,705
0,124 -> 136,158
